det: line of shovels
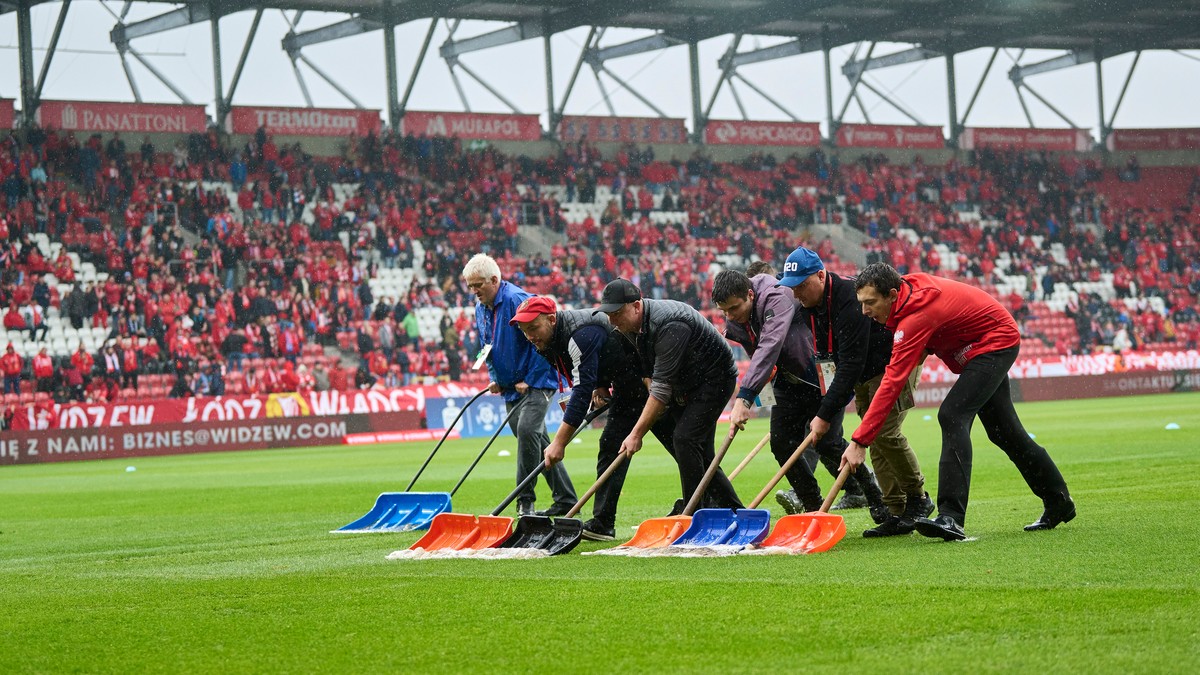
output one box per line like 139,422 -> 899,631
403,418 -> 850,556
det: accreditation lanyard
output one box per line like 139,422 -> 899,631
809,277 -> 834,357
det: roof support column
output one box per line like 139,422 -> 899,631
688,37 -> 703,143
543,29 -> 554,137
209,2 -> 224,125
822,27 -> 834,140
1094,42 -> 1107,148
383,0 -> 400,125
945,49 -> 959,148
16,0 -> 36,124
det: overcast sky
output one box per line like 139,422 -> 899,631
2,2 -> 1199,139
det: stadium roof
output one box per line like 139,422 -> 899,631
5,0 -> 1198,143
9,0 -> 1200,52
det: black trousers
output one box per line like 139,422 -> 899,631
771,375 -> 874,509
936,347 -> 1070,525
665,375 -> 743,510
593,395 -> 675,527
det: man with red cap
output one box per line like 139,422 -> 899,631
843,263 -> 1074,541
512,295 -> 664,540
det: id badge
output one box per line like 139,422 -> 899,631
757,381 -> 777,407
558,390 -> 572,412
816,359 -> 837,395
472,344 -> 493,371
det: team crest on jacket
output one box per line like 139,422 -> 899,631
893,330 -> 904,343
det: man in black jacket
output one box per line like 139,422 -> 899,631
598,279 -> 743,511
777,247 -> 932,537
513,296 -> 672,540
714,270 -> 887,521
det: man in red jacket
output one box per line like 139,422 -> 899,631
2,344 -> 24,394
841,263 -> 1073,541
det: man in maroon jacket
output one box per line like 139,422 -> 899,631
842,263 -> 1074,541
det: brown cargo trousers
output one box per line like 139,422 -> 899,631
854,365 -> 925,515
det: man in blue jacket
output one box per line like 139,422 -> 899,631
463,254 -> 577,516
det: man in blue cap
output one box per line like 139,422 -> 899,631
776,246 -> 932,538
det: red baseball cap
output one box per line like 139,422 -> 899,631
509,296 -> 557,325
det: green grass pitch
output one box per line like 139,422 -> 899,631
2,393 -> 1199,673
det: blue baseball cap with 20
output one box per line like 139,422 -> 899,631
775,246 -> 825,287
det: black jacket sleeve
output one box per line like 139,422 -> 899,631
816,284 -> 872,422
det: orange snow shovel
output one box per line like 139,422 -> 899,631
621,427 -> 741,549
409,405 -> 608,552
757,462 -> 852,554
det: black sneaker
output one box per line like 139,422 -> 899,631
903,491 -> 936,521
580,519 -> 616,541
775,489 -> 804,515
665,498 -> 686,517
867,501 -> 891,525
914,515 -> 967,541
1024,497 -> 1076,531
536,503 -> 573,517
517,499 -> 536,517
831,493 -> 868,510
863,515 -> 916,538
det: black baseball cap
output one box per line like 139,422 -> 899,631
594,278 -> 642,314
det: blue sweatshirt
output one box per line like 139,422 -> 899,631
474,281 -> 557,402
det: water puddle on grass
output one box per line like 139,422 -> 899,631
386,547 -> 550,560
583,545 -> 744,558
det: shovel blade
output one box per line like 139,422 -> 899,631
499,516 -> 584,555
760,512 -> 846,553
333,492 -> 452,533
622,516 -> 691,548
672,508 -> 772,547
409,512 -> 514,551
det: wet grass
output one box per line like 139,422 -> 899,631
1,393 -> 1198,673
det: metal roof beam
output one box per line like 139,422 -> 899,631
282,16 -> 383,54
725,36 -> 823,69
1008,49 -> 1095,84
587,33 -> 684,65
842,46 -> 942,79
110,4 -> 213,47
439,22 -> 544,59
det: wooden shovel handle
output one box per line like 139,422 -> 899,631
566,452 -> 628,519
727,432 -> 771,481
682,427 -> 740,517
748,431 -> 815,509
819,464 -> 855,514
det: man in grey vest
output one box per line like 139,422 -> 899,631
598,279 -> 743,511
512,295 -> 671,540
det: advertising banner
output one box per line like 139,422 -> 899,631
558,115 -> 688,144
836,123 -> 944,149
228,106 -> 381,136
35,100 -> 208,134
19,385 -> 479,431
1107,128 -> 1200,152
424,394 -> 563,438
400,111 -> 542,141
0,410 -> 422,466
704,119 -> 821,146
960,127 -> 1092,152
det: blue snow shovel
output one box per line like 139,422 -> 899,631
333,388 -> 503,533
671,431 -> 816,548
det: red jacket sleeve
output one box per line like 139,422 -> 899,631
851,314 -> 932,447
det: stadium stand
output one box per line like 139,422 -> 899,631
0,124 -> 1197,421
